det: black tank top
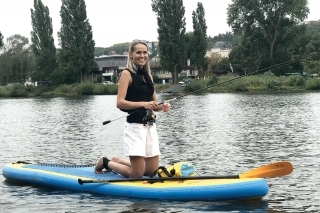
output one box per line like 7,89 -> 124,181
121,70 -> 155,124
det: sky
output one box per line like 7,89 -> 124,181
1,0 -> 320,48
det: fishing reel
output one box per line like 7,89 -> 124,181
143,110 -> 156,126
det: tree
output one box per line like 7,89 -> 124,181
0,32 -> 3,49
191,2 -> 207,72
301,22 -> 320,75
30,0 -> 57,84
207,32 -> 237,50
227,0 -> 309,70
185,31 -> 194,61
151,0 -> 186,84
0,34 -> 33,85
149,41 -> 158,59
57,0 -> 96,84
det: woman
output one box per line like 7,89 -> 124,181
95,40 -> 170,178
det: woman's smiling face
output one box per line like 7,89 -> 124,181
130,43 -> 148,67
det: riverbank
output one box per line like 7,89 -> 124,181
1,72 -> 320,98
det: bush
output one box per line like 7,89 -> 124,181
244,75 -> 264,87
305,78 -> 320,90
183,80 -> 205,93
259,72 -> 280,91
230,81 -> 249,92
54,84 -> 73,94
9,83 -> 28,97
155,83 -> 170,93
93,84 -> 109,95
106,84 -> 118,95
0,86 -> 10,97
75,82 -> 94,95
207,75 -> 219,86
53,84 -> 77,96
97,76 -> 102,83
28,87 -> 50,97
284,75 -> 305,87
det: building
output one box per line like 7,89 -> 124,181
179,59 -> 198,79
92,54 -> 127,82
303,19 -> 320,25
206,41 -> 231,58
150,55 -> 172,84
88,40 -> 197,84
91,53 -> 161,83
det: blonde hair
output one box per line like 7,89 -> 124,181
125,40 -> 152,77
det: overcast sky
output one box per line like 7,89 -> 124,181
1,0 -> 320,48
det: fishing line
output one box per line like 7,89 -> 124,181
102,53 -> 316,125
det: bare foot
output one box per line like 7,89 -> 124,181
94,157 -> 104,174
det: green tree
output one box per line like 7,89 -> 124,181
0,35 -> 33,85
30,0 -> 57,84
229,29 -> 268,75
103,42 -> 130,55
151,0 -> 186,84
185,31 -> 194,61
0,32 -> 3,49
191,2 -> 207,71
149,41 -> 158,59
227,0 -> 309,69
302,22 -> 320,75
57,0 -> 96,84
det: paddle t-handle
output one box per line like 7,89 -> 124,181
78,178 -> 84,185
102,120 -> 111,125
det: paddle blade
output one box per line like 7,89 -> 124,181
239,161 -> 293,178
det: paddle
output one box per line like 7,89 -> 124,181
78,161 -> 293,185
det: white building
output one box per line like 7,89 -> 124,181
206,41 -> 231,58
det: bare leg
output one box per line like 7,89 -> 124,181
107,156 -> 145,178
110,156 -> 159,177
144,156 -> 159,176
112,156 -> 131,167
129,156 -> 145,178
93,156 -> 133,177
107,161 -> 132,178
94,156 -> 155,178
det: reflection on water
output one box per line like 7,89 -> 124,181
1,92 -> 320,212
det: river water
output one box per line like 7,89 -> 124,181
1,92 -> 320,212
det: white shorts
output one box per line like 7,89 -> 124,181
123,122 -> 161,157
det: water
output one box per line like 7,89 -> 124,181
1,92 -> 320,212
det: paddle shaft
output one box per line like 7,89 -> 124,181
78,175 -> 240,185
78,161 -> 293,185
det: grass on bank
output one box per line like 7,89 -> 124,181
1,72 -> 320,98
0,82 -> 119,98
184,72 -> 320,93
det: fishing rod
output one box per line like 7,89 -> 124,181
164,53 -> 316,103
102,53 -> 316,125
